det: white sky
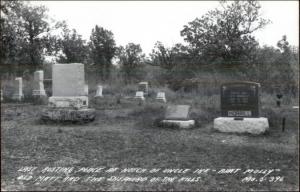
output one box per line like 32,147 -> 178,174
31,1 -> 299,56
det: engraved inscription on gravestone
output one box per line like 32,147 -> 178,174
221,82 -> 260,117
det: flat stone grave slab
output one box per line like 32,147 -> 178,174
165,105 -> 191,120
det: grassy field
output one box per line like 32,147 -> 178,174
1,91 -> 299,191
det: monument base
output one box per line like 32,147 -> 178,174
213,117 -> 269,135
41,107 -> 96,122
49,96 -> 88,109
161,120 -> 195,129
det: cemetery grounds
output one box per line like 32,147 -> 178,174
1,89 -> 299,191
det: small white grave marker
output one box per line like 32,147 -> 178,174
1,89 -> 3,101
33,70 -> 46,96
12,77 -> 24,101
156,92 -> 166,103
161,105 -> 195,128
95,85 -> 103,97
134,91 -> 145,101
84,84 -> 89,96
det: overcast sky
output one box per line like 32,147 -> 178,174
31,1 -> 299,56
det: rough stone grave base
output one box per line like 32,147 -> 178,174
161,120 -> 195,129
213,117 -> 269,135
41,108 -> 96,122
49,96 -> 88,109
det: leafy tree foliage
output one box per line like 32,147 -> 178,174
117,43 -> 145,84
20,4 -> 49,67
181,0 -> 270,67
0,1 -> 51,74
274,36 -> 298,95
150,42 -> 199,89
58,25 -> 88,63
89,25 -> 116,81
150,41 -> 177,70
1,0 -> 25,73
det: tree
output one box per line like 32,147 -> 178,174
0,1 -> 25,74
117,43 -> 145,84
0,1 -> 51,74
150,42 -> 193,70
58,27 -> 88,63
274,35 -> 298,95
180,0 -> 270,67
19,3 -> 50,68
89,25 -> 116,81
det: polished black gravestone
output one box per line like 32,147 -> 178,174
215,81 -> 268,135
221,82 -> 260,117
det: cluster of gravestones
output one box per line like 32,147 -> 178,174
1,71 -> 47,103
2,63 -> 298,135
134,82 -> 166,103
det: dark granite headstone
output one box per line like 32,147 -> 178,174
221,82 -> 260,117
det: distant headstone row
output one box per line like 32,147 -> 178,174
1,63 -> 271,135
135,83 -> 167,103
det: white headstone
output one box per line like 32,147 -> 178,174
52,63 -> 85,96
33,70 -> 46,96
95,85 -> 103,97
134,91 -> 145,101
48,63 -> 88,109
12,77 -> 24,101
84,84 -> 89,96
1,89 -> 3,101
156,92 -> 166,103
